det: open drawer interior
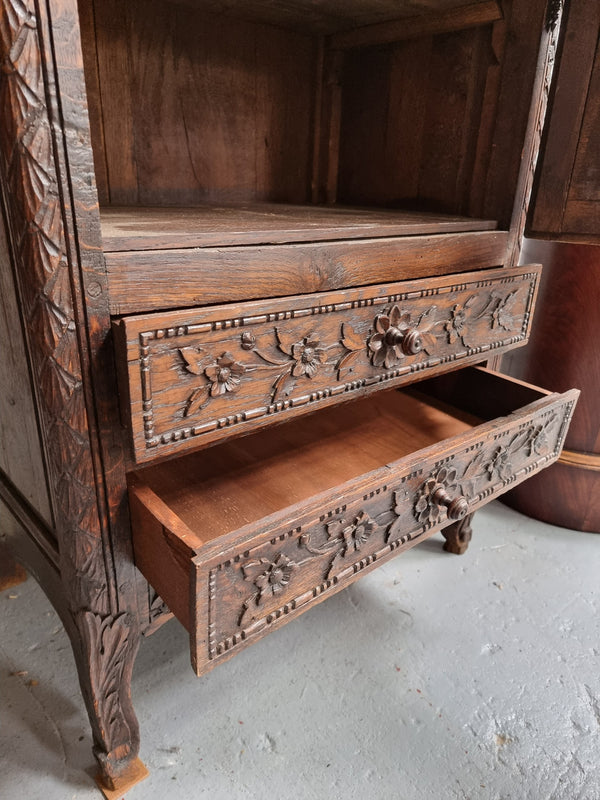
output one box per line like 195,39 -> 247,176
129,367 -> 578,675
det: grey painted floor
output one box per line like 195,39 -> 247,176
1,500 -> 599,800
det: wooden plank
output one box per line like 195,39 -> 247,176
329,1 -> 502,50
91,0 -> 315,206
77,0 -> 109,204
0,210 -> 53,525
164,0 -> 481,36
529,3 -> 600,234
106,230 -> 509,314
99,204 -> 497,251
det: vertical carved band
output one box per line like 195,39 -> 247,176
0,0 -> 106,609
0,0 -> 141,782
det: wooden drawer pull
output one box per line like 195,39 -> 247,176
431,485 -> 469,520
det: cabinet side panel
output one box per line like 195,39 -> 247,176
0,209 -> 52,525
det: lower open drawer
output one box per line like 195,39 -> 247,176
129,368 -> 578,675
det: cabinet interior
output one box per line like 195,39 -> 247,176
78,0 -> 546,248
130,368 -> 548,546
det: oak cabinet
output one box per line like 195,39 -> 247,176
0,0 -> 575,794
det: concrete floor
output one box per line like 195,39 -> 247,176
1,500 -> 599,800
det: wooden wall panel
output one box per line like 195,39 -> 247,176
88,0 -> 317,205
0,212 -> 52,526
337,25 -> 494,214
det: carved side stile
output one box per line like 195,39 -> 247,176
0,0 -> 142,786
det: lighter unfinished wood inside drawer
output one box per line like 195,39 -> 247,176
129,368 -> 578,676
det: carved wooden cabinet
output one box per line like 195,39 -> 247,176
0,0 -> 576,794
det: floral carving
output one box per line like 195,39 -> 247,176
205,353 -> 246,396
484,445 -> 513,481
238,553 -> 297,626
367,305 -> 437,369
523,414 -> 556,457
444,295 -> 476,346
290,334 -> 328,378
327,511 -> 376,557
180,348 -> 246,415
413,466 -> 460,525
336,323 -> 364,379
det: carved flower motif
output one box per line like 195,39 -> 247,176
242,553 -> 296,603
327,511 -> 377,557
291,334 -> 328,378
484,446 -> 512,481
491,291 -> 518,332
368,305 -> 437,369
204,352 -> 246,396
445,296 -> 475,346
414,466 -> 458,525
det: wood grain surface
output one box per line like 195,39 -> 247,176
129,368 -> 578,674
115,265 -> 540,462
106,230 -> 509,314
99,204 -> 497,251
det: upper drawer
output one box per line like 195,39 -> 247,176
114,265 -> 540,462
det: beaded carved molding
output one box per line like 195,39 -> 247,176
122,268 -> 540,460
196,395 -> 575,667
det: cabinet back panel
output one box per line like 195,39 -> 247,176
337,26 -> 493,214
82,0 -> 317,205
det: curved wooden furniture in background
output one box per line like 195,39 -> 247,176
502,240 -> 600,531
501,1 -> 600,533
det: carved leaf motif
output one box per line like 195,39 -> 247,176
336,349 -> 360,379
78,612 -> 134,751
275,327 -> 295,356
184,386 -> 210,417
179,346 -> 207,375
416,305 -> 437,331
341,322 -> 363,352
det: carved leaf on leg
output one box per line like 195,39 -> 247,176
78,611 -> 140,781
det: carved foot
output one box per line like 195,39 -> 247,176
0,542 -> 27,591
95,757 -> 149,799
67,610 -> 148,794
441,512 -> 474,555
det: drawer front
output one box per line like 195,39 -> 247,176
128,373 -> 577,676
116,265 -> 540,462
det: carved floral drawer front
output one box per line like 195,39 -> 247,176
128,370 -> 577,676
115,265 -> 541,462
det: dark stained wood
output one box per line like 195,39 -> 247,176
329,1 -> 503,51
115,265 -> 541,462
100,204 -> 498,251
483,0 -> 559,256
0,0 -> 572,789
89,0 -> 316,206
0,0 -> 147,792
128,368 -> 578,675
105,230 -> 509,314
0,208 -> 53,526
529,3 -> 600,237
336,23 -> 496,214
163,0 -> 489,35
501,239 -> 600,531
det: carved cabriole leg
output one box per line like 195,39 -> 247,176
441,512 -> 474,555
0,1 -> 147,793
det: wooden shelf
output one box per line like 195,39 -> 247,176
132,388 -> 473,544
162,0 -> 495,37
100,204 -> 497,252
